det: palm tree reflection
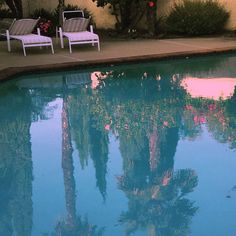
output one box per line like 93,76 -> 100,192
118,126 -> 198,236
54,78 -> 104,236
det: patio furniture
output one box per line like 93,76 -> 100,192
5,18 -> 54,56
59,11 -> 100,53
62,10 -> 84,20
56,10 -> 84,39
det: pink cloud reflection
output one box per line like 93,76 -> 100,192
181,77 -> 236,100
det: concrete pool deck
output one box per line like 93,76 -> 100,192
0,36 -> 236,80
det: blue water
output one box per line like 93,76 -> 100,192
1,54 -> 236,236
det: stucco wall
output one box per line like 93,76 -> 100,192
223,0 -> 236,29
22,0 -> 236,30
67,0 -> 116,29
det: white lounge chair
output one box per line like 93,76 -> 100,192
59,15 -> 100,53
5,18 -> 54,56
62,10 -> 84,19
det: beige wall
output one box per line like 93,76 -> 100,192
22,0 -> 236,30
223,0 -> 236,29
67,0 -> 116,29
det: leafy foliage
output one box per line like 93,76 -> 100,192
2,0 -> 22,18
30,5 -> 93,35
93,0 -> 158,34
166,0 -> 229,35
0,8 -> 13,18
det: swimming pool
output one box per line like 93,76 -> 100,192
1,53 -> 236,236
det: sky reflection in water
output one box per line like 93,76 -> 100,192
0,54 -> 236,236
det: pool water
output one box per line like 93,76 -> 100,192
1,54 -> 236,236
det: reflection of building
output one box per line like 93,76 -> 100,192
181,77 -> 236,100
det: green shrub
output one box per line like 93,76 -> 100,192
0,0 -> 13,19
30,9 -> 56,36
155,16 -> 168,35
31,5 -> 93,25
166,0 -> 230,35
31,8 -> 56,23
31,5 -> 93,36
31,8 -> 54,19
0,8 -> 14,18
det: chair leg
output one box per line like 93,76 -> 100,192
6,30 -> 11,52
22,42 -> 26,56
69,40 -> 72,53
37,28 -> 42,49
51,43 -> 54,54
59,27 -> 64,48
7,38 -> 11,52
60,36 -> 64,49
97,41 -> 100,51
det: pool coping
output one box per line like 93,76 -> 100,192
1,46 -> 236,82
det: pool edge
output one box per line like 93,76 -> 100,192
1,47 -> 236,81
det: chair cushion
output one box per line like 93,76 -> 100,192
10,34 -> 52,44
63,31 -> 99,42
9,19 -> 38,35
63,18 -> 90,32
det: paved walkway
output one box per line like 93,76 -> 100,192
0,36 -> 236,80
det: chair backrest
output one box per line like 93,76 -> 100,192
62,10 -> 84,22
9,18 -> 39,35
63,17 -> 90,32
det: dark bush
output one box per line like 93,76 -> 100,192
31,8 -> 56,23
30,5 -> 93,36
30,9 -> 56,36
0,8 -> 14,18
155,16 -> 168,35
166,0 -> 230,35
